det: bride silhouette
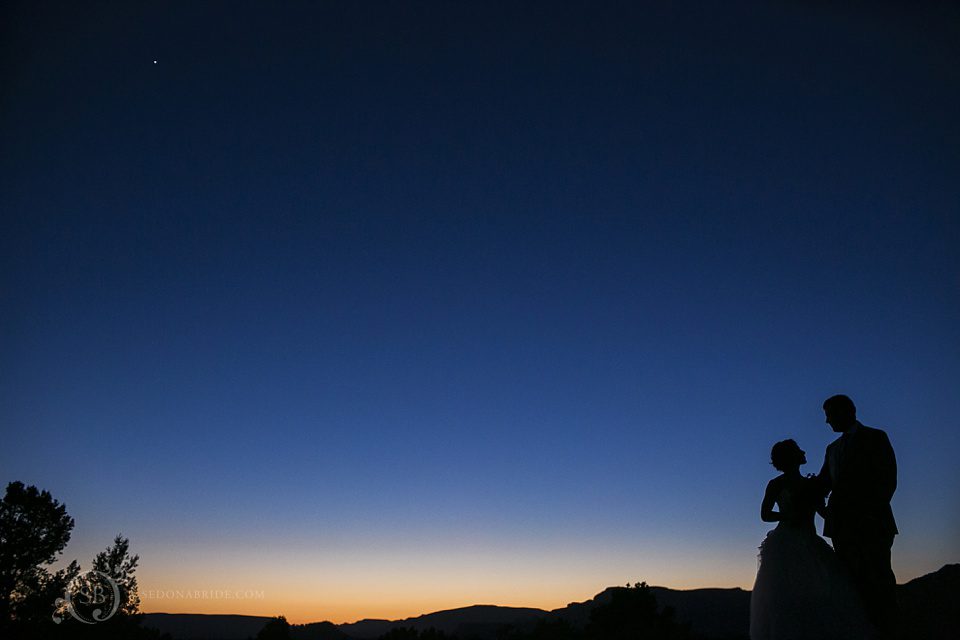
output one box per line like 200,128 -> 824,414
749,439 -> 874,640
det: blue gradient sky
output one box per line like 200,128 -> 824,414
2,1 -> 958,624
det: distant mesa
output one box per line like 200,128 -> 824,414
142,564 -> 959,640
140,613 -> 274,640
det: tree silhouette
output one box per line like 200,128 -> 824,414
585,582 -> 689,640
0,481 -> 75,633
92,534 -> 141,616
497,584 -> 691,640
258,615 -> 292,640
0,481 -> 158,640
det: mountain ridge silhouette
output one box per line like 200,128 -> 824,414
141,564 -> 958,640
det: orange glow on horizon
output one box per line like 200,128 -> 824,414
138,572 -> 760,625
136,558 -> 940,626
127,532 -> 940,626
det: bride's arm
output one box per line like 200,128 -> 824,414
760,478 -> 781,522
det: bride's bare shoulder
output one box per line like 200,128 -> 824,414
765,474 -> 785,492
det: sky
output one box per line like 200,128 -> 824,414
2,0 -> 959,626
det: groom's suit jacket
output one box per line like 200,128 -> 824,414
818,422 -> 898,540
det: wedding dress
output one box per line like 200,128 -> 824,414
749,476 -> 874,640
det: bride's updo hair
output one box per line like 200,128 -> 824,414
770,439 -> 801,471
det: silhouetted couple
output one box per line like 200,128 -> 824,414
750,395 -> 898,640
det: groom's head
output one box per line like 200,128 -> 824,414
823,394 -> 857,433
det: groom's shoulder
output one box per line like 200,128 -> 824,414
858,423 -> 893,444
859,423 -> 888,437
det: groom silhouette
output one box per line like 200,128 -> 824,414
817,394 -> 898,637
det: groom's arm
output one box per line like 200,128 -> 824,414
813,452 -> 832,522
816,447 -> 833,496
